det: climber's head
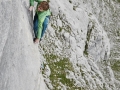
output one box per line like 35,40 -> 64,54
38,1 -> 49,12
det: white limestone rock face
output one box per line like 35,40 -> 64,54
0,0 -> 46,90
40,0 -> 119,90
0,0 -> 120,90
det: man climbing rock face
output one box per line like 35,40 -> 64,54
29,0 -> 51,44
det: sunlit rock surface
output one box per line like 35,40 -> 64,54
0,0 -> 120,90
0,0 -> 46,90
41,0 -> 120,90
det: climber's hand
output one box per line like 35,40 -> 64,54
29,6 -> 34,11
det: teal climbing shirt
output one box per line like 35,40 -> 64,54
30,0 -> 51,39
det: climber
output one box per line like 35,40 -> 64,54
29,0 -> 51,43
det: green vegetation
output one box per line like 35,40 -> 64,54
59,26 -> 63,32
117,0 -> 120,2
43,54 -> 83,90
84,25 -> 93,56
111,60 -> 120,81
111,60 -> 120,72
83,43 -> 88,56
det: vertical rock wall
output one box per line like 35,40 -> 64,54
0,0 -> 46,90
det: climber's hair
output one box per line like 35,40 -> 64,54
38,1 -> 49,11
